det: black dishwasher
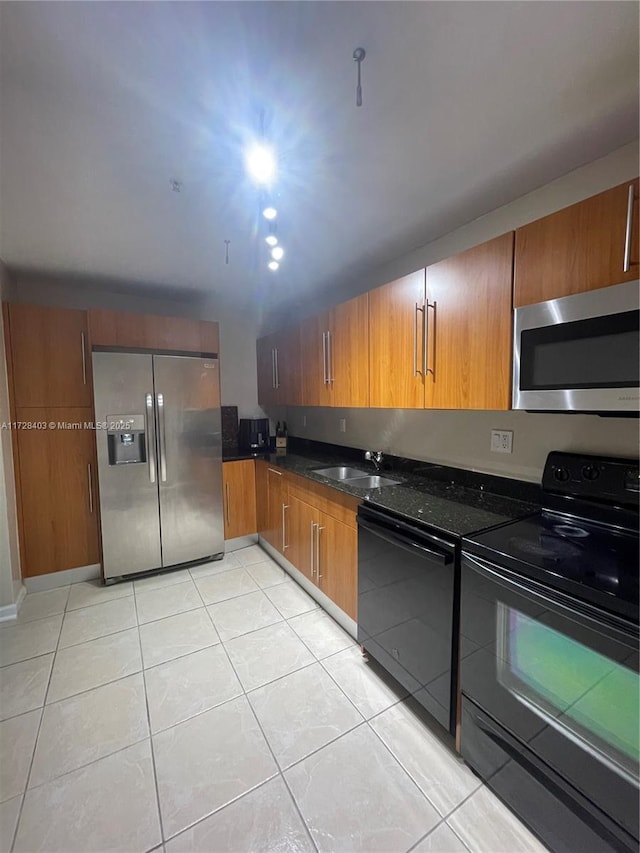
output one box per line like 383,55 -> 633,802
357,504 -> 459,735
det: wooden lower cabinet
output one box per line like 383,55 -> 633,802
316,513 -> 357,620
264,466 -> 287,554
222,461 -> 256,539
284,475 -> 358,621
255,459 -> 269,538
16,408 -> 99,577
287,494 -> 317,581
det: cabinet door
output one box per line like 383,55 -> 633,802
9,304 -> 91,408
222,460 -> 256,539
317,514 -> 357,620
257,334 -> 277,407
287,494 -> 318,582
265,467 -> 287,553
330,294 -> 369,408
301,313 -> 332,407
276,325 -> 303,406
369,270 -> 426,408
16,408 -> 99,576
425,233 -> 514,410
514,178 -> 640,307
255,460 -> 269,537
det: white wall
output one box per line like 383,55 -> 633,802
0,263 -> 23,607
5,275 -> 264,419
281,141 -> 640,483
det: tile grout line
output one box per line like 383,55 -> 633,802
9,590 -> 67,853
133,580 -> 166,849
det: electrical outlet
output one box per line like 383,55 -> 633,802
339,418 -> 347,433
491,429 -> 513,453
302,415 -> 307,428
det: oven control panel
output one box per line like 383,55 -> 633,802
543,451 -> 639,506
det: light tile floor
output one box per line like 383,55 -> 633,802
0,546 -> 547,853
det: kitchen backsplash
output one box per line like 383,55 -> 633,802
282,406 -> 639,483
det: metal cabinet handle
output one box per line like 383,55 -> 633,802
282,503 -> 289,550
310,521 -> 316,575
274,348 -> 280,389
414,303 -> 426,376
81,332 -> 87,385
424,301 -> 436,377
322,332 -> 328,385
327,331 -> 333,384
316,525 -> 324,580
268,467 -> 282,476
145,393 -> 156,484
87,463 -> 93,513
157,392 -> 167,483
225,483 -> 231,526
624,183 -> 635,273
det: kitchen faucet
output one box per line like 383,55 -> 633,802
364,450 -> 384,471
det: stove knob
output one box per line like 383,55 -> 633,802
582,464 -> 600,481
553,466 -> 570,482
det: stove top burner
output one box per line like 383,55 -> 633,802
508,535 -> 583,562
553,524 -> 589,539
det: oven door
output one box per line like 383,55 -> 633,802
460,551 -> 639,844
513,280 -> 639,412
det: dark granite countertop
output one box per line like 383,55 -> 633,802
253,444 -> 540,539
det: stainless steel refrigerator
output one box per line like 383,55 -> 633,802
93,351 -> 224,581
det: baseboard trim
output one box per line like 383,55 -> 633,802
0,584 -> 27,623
24,563 -> 101,593
225,534 -> 259,552
258,536 -> 357,639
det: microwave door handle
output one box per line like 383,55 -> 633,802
357,517 -> 452,565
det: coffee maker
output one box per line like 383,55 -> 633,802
238,418 -> 270,451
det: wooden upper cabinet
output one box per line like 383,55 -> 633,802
329,294 -> 369,408
301,312 -> 332,407
88,308 -> 219,353
369,270 -> 426,408
222,460 -> 257,539
16,407 -> 99,577
425,233 -> 514,411
257,333 -> 277,407
7,304 -> 92,408
257,325 -> 303,407
300,294 -> 369,408
514,178 -> 640,307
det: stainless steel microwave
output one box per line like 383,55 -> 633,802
513,280 -> 639,413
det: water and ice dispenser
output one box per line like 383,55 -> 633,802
107,414 -> 147,465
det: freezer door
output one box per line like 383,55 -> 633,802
153,355 -> 224,567
92,352 -> 162,579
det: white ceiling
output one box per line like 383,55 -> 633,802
1,1 -> 638,312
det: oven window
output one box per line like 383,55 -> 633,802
519,310 -> 639,390
497,605 -> 639,783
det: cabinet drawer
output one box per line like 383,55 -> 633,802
287,472 -> 359,529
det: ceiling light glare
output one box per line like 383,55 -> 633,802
265,234 -> 278,247
245,145 -> 276,185
262,206 -> 277,220
268,260 -> 280,271
271,246 -> 284,261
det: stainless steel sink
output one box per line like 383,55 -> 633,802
342,475 -> 401,488
313,466 -> 370,480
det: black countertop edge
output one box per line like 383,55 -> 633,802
287,436 -> 541,505
223,446 -> 275,462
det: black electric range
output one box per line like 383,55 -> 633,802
460,452 -> 639,853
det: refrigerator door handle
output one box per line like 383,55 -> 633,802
157,392 -> 167,483
145,393 -> 157,483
